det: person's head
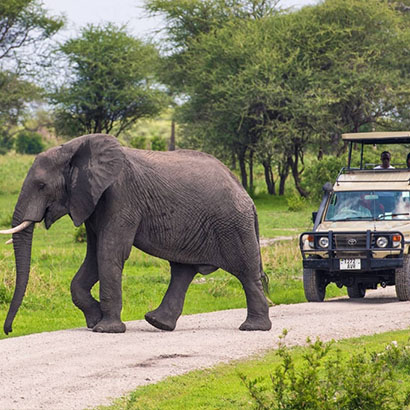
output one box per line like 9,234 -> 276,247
380,151 -> 391,169
406,153 -> 410,168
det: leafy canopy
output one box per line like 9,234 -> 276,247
50,23 -> 167,138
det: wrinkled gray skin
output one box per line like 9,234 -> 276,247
4,134 -> 271,335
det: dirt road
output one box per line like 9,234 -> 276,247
1,287 -> 409,410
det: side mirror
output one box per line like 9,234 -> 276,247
312,211 -> 318,224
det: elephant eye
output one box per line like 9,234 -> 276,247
38,183 -> 46,190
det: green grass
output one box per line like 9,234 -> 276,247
98,330 -> 410,410
254,193 -> 316,238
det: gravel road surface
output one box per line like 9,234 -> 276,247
1,287 -> 409,410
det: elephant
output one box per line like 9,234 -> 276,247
1,134 -> 272,334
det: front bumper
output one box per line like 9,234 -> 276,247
299,230 -> 404,272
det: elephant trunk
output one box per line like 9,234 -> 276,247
3,209 -> 34,335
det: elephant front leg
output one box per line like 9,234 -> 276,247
91,232 -> 134,333
92,250 -> 127,333
145,262 -> 197,331
71,259 -> 101,329
70,225 -> 102,328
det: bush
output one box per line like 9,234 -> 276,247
74,224 -> 86,243
286,193 -> 306,212
302,156 -> 345,202
130,135 -> 149,149
240,332 -> 410,410
151,135 -> 167,151
15,131 -> 45,154
0,133 -> 14,155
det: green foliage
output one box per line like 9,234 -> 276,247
50,23 -> 167,138
0,71 -> 42,147
151,135 -> 167,151
0,132 -> 14,155
286,193 -> 306,212
240,333 -> 410,410
302,156 -> 345,202
0,0 -> 64,68
15,130 -> 45,154
73,224 -> 86,243
0,1 -> 64,140
148,0 -> 410,195
129,135 -> 149,149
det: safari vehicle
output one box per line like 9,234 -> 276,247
299,131 -> 410,302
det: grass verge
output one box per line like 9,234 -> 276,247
98,330 -> 410,410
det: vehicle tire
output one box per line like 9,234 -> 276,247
395,255 -> 410,301
347,283 -> 366,299
303,268 -> 326,302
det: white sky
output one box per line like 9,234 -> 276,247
41,0 -> 319,41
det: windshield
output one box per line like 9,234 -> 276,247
325,191 -> 410,221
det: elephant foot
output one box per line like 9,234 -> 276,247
145,310 -> 177,331
84,305 -> 103,329
92,318 -> 126,333
239,316 -> 272,331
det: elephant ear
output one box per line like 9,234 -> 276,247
66,134 -> 125,226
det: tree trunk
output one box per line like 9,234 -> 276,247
278,160 -> 289,196
237,147 -> 248,190
168,120 -> 175,151
262,159 -> 275,195
249,149 -> 254,194
288,155 -> 309,198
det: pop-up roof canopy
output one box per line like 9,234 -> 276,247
341,131 -> 410,169
342,131 -> 410,145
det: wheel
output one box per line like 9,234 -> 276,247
303,268 -> 326,302
347,283 -> 366,299
395,255 -> 410,301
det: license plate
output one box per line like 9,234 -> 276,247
340,258 -> 361,270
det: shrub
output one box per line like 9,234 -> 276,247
302,156 -> 345,202
286,193 -> 306,212
151,135 -> 167,151
240,332 -> 410,410
15,131 -> 45,154
0,133 -> 14,155
74,224 -> 86,243
130,135 -> 149,149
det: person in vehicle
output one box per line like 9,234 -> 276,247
406,152 -> 410,168
374,151 -> 394,169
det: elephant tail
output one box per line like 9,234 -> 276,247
253,206 -> 274,307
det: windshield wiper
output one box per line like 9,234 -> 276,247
376,212 -> 410,220
330,216 -> 373,221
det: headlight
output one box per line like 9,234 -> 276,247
376,236 -> 388,248
318,237 -> 329,248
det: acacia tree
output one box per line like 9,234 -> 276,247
147,0 -> 410,195
50,23 -> 166,138
145,0 -> 280,190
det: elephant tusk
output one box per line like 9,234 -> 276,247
5,239 -> 13,245
0,221 -> 32,235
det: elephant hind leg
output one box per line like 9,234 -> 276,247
145,262 -> 197,331
237,273 -> 272,331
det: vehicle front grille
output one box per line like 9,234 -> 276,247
333,233 -> 370,257
333,233 -> 367,249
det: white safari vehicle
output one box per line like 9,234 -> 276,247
300,131 -> 410,301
